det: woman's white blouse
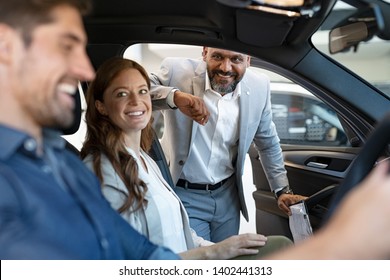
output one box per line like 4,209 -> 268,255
83,148 -> 213,254
132,148 -> 188,253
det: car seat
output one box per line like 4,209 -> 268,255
62,86 -> 83,155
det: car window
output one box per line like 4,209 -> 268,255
269,86 -> 347,146
124,43 -> 349,146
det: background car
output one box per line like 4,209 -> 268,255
65,0 -> 390,240
270,82 -> 347,146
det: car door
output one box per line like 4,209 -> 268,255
249,76 -> 360,240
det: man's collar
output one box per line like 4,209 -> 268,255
0,125 -> 29,160
0,125 -> 65,160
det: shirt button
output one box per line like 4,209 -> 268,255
178,160 -> 185,166
42,165 -> 52,173
24,139 -> 37,152
100,238 -> 109,250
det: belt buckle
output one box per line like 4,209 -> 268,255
205,184 -> 210,191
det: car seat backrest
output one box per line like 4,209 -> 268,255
62,87 -> 82,136
62,87 -> 82,156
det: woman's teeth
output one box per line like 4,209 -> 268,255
127,111 -> 143,116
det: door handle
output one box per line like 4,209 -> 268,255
307,161 -> 328,169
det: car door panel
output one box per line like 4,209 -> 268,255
249,144 -> 360,238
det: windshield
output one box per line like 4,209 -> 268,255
311,0 -> 390,97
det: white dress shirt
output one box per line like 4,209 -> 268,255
181,72 -> 240,184
128,148 -> 188,253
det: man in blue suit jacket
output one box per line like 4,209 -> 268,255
150,47 -> 305,242
0,0 -> 178,260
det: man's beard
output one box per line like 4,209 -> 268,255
209,70 -> 241,94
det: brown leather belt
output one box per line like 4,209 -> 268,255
176,177 -> 229,191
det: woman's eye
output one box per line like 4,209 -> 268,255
139,89 -> 149,95
117,91 -> 128,97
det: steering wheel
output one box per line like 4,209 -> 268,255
324,112 -> 390,221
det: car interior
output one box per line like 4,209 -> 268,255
64,0 -> 390,241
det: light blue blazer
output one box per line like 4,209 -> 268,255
83,152 -> 212,251
150,57 -> 289,221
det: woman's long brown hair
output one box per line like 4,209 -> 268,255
80,57 -> 154,213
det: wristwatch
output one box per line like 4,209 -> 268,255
274,186 -> 294,199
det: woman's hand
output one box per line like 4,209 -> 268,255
179,233 -> 268,260
209,233 -> 268,259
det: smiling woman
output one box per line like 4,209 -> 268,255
94,68 -> 152,136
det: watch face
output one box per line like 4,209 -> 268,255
276,186 -> 293,198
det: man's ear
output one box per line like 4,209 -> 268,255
246,55 -> 251,68
95,100 -> 107,116
202,46 -> 208,61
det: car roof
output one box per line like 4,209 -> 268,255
84,0 -> 336,69
84,0 -> 390,129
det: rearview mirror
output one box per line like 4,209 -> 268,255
328,3 -> 389,54
329,22 -> 368,54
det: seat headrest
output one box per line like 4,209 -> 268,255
61,87 -> 82,135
